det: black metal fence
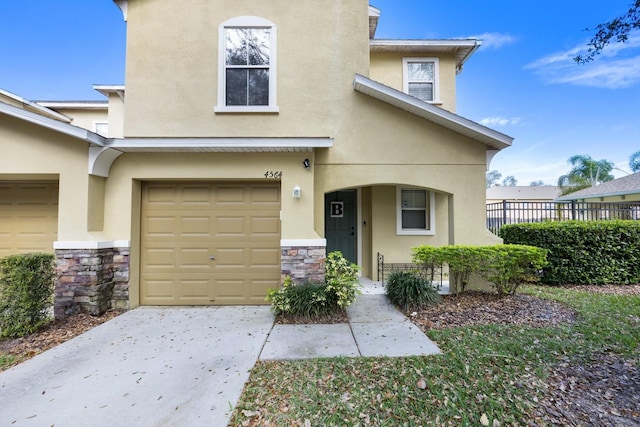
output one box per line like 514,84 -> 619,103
377,252 -> 443,283
487,200 -> 640,235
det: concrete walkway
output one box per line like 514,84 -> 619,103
0,278 -> 441,426
260,278 -> 441,359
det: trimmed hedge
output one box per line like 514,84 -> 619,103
0,253 -> 55,338
500,220 -> 640,285
412,245 -> 548,296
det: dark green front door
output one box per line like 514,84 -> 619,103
325,190 -> 357,264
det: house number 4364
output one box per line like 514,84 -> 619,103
264,171 -> 283,179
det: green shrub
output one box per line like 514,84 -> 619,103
412,244 -> 548,296
266,251 -> 360,318
0,253 -> 55,338
385,270 -> 442,310
476,245 -> 548,295
414,246 -> 483,295
324,251 -> 360,309
501,221 -> 640,285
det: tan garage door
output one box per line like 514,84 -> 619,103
0,181 -> 59,258
141,182 -> 281,305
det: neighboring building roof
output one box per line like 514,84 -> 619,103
487,186 -> 561,201
353,74 -> 513,150
36,101 -> 108,110
370,39 -> 481,74
0,99 -> 104,146
0,88 -> 72,123
556,173 -> 640,201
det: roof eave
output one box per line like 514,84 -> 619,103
370,39 -> 482,73
353,74 -> 512,150
0,101 -> 105,147
104,137 -> 334,153
556,189 -> 640,201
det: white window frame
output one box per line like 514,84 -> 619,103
396,187 -> 435,236
403,57 -> 440,104
215,16 -> 279,113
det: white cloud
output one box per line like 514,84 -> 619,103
468,32 -> 517,50
480,116 -> 522,127
526,33 -> 640,89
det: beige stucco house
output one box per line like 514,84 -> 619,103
0,1 -> 512,317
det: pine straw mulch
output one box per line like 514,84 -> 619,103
409,285 -> 640,427
0,310 -> 122,372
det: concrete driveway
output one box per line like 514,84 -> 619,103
0,306 -> 274,427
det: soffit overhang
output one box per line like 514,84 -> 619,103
370,39 -> 481,74
104,138 -> 333,153
353,74 -> 513,150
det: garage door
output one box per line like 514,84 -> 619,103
141,182 -> 281,305
0,181 -> 59,258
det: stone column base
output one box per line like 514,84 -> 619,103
54,245 -> 130,319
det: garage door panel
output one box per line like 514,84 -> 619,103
0,181 -> 58,257
250,248 -> 280,267
180,248 -> 211,267
215,216 -> 246,236
141,182 -> 281,306
180,216 -> 211,236
250,217 -> 280,236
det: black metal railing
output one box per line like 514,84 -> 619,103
487,200 -> 640,235
377,252 -> 443,283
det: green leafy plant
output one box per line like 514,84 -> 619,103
324,251 -> 360,309
266,252 -> 360,319
0,253 -> 55,338
477,245 -> 548,295
385,270 -> 442,310
501,220 -> 640,285
413,244 -> 548,296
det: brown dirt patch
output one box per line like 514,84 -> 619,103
0,311 -> 121,372
409,290 -> 577,330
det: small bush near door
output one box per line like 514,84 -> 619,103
385,270 -> 442,311
266,251 -> 360,319
0,253 -> 55,338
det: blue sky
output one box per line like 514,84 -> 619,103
1,1 -> 639,185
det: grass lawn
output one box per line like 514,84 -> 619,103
230,286 -> 640,426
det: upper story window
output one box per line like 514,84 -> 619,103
403,57 -> 439,103
215,16 -> 278,113
397,187 -> 435,235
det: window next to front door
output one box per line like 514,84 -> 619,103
397,187 -> 435,235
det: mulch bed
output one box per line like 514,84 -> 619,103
406,285 -> 640,427
0,311 -> 121,371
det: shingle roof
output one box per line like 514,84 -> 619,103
555,172 -> 640,200
487,186 -> 561,201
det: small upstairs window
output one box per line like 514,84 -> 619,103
216,16 -> 278,113
403,58 -> 439,103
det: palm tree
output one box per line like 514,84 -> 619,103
557,154 -> 614,195
630,151 -> 640,173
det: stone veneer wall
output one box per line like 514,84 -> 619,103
281,246 -> 326,284
54,247 -> 130,318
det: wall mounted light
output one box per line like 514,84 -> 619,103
292,185 -> 301,198
302,158 -> 310,169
